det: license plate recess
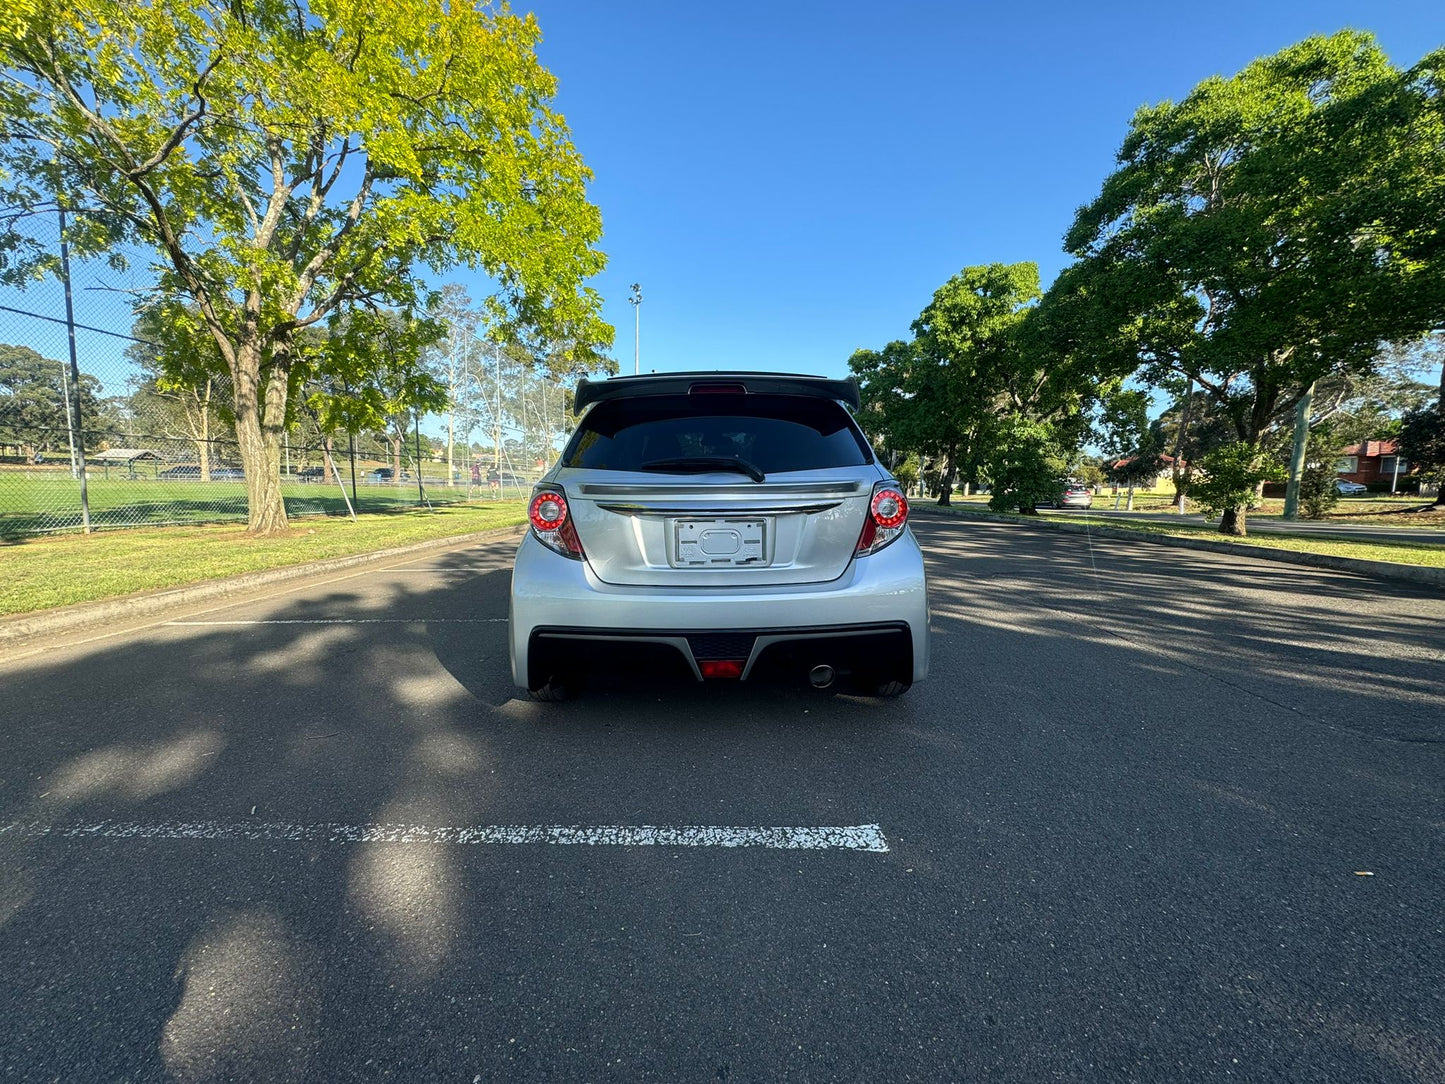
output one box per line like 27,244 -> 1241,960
673,518 -> 767,567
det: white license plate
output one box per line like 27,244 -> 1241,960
673,518 -> 767,567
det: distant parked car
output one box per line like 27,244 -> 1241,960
1037,482 -> 1094,509
1335,479 -> 1368,496
366,467 -> 410,483
160,464 -> 243,480
296,466 -> 326,483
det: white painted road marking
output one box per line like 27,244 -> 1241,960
164,618 -> 509,625
0,820 -> 890,852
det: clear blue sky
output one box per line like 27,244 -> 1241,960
508,0 -> 1444,382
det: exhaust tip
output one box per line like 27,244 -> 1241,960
809,664 -> 835,689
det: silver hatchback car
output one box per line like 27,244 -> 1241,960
509,372 -> 930,700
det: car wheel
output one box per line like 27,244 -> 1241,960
869,678 -> 911,698
528,675 -> 574,702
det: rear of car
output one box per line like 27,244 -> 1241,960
509,372 -> 929,700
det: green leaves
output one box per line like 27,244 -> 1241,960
1059,31 -> 1445,452
1190,443 -> 1286,524
1,0 -> 612,530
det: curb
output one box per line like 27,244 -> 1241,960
914,506 -> 1445,590
0,524 -> 527,647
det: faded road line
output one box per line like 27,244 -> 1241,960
164,618 -> 509,625
0,820 -> 890,852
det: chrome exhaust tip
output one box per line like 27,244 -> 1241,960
809,664 -> 835,689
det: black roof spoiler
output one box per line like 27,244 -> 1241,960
573,371 -> 861,413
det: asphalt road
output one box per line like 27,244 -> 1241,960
2,515 -> 1443,1082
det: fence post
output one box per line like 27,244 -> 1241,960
57,205 -> 92,533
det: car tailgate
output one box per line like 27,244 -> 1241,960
560,470 -> 872,587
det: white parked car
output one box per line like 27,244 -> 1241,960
1335,479 -> 1368,495
509,372 -> 930,701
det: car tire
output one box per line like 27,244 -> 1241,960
528,676 -> 574,702
869,678 -> 911,698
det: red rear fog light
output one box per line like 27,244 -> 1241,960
699,659 -> 745,679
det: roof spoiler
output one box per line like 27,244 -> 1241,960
573,372 -> 861,413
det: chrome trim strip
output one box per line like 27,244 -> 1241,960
597,502 -> 840,517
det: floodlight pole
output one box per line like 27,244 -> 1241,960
57,204 -> 91,532
628,283 -> 643,375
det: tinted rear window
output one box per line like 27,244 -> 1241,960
562,394 -> 872,473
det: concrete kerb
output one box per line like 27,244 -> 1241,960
914,505 -> 1445,591
0,524 -> 527,647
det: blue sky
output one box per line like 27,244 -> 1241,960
509,0 -> 1444,382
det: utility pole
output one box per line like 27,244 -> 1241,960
628,283 -> 643,375
1282,381 -> 1316,521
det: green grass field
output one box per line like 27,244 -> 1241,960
935,502 -> 1445,567
0,470 -> 534,538
0,501 -> 530,616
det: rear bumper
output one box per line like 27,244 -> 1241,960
509,529 -> 930,689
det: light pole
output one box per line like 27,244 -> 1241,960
628,282 -> 643,374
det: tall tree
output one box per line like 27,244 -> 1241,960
1,0 -> 612,532
1058,32 -> 1445,535
850,263 -> 1044,505
308,308 -> 449,484
0,343 -> 100,463
426,285 -> 488,485
124,305 -> 231,479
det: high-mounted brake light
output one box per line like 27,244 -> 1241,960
529,489 -> 584,559
688,382 -> 748,396
855,484 -> 909,557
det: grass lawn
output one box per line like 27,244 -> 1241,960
949,492 -> 1445,527
0,470 -> 534,538
0,500 -> 529,616
934,503 -> 1445,568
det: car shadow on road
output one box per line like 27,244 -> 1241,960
2,524 -> 1444,1080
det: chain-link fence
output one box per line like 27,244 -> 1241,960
0,215 -> 564,538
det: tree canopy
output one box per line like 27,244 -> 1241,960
850,262 -> 1045,504
0,0 -> 613,531
1051,31 -> 1445,533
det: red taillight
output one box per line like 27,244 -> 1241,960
530,491 -> 568,531
700,659 -> 745,679
871,488 -> 907,528
529,489 -> 584,559
856,484 -> 909,557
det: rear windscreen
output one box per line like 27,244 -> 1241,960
562,394 -> 873,473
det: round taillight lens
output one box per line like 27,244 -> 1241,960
530,492 -> 568,532
871,488 -> 907,529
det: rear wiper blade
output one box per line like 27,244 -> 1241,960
638,456 -> 766,483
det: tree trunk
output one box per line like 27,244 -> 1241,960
231,340 -> 291,534
323,434 -> 335,484
446,411 -> 455,487
391,435 -> 403,483
192,383 -> 212,482
935,447 -> 956,506
1219,505 -> 1247,536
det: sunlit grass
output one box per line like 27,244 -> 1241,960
0,501 -> 528,616
930,504 -> 1445,568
